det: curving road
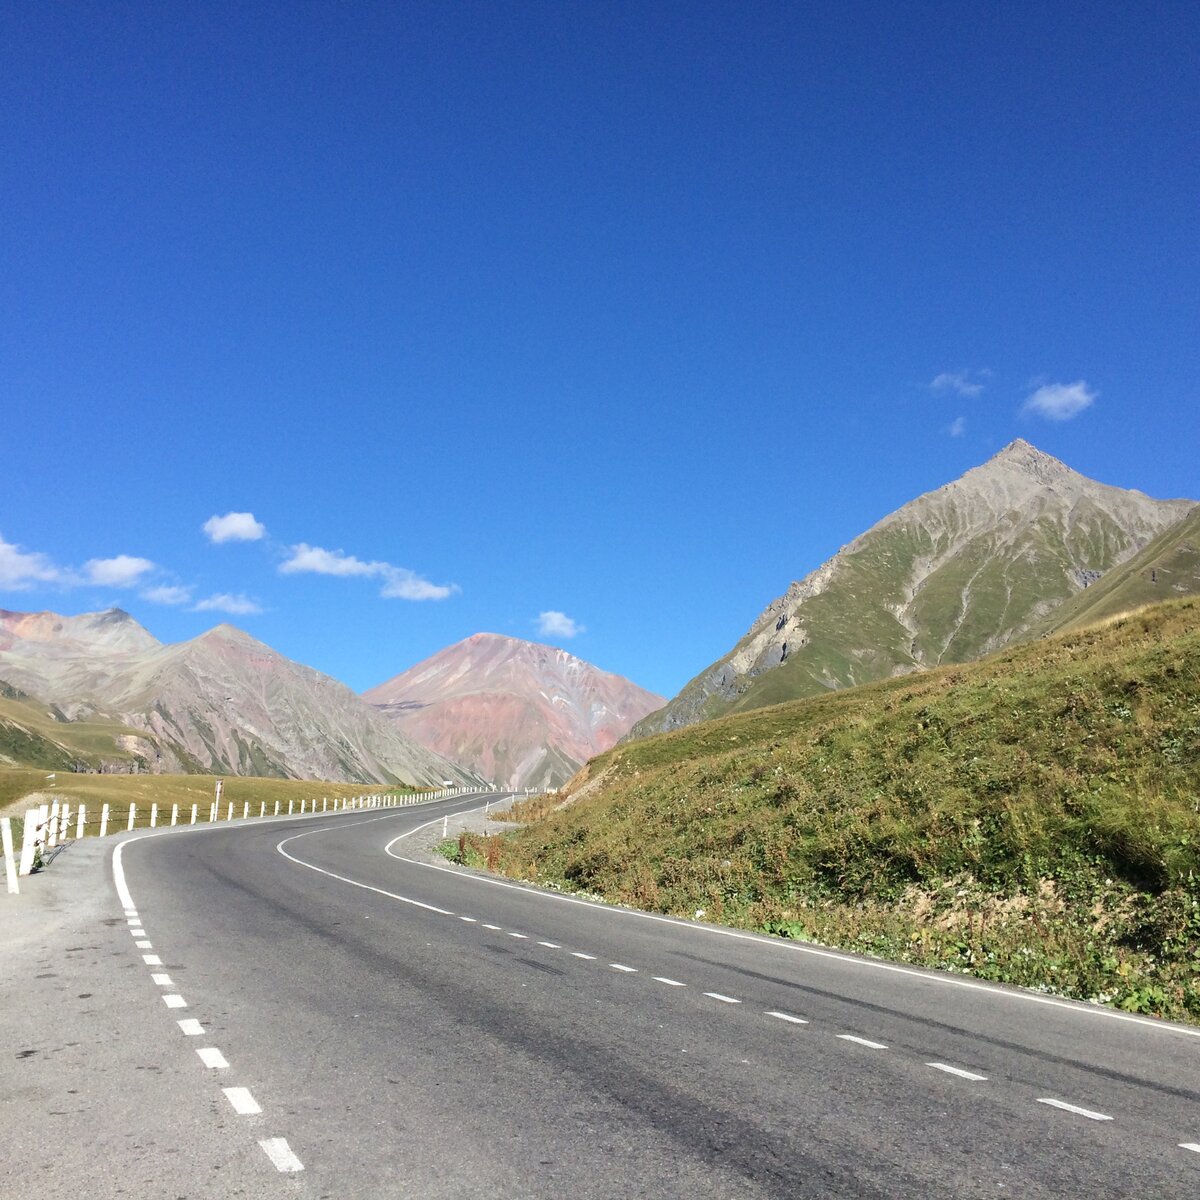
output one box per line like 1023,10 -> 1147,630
7,792 -> 1200,1197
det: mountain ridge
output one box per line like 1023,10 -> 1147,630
365,633 -> 664,790
630,440 -> 1195,738
0,607 -> 479,786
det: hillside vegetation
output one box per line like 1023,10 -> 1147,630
457,599 -> 1200,1022
0,689 -> 156,773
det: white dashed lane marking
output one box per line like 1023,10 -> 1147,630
704,992 -> 741,1004
537,941 -> 561,948
135,940 -> 152,949
482,924 -> 501,931
223,1086 -> 262,1116
259,1137 -> 304,1173
838,1035 -> 887,1049
197,1047 -> 229,1069
459,916 -> 477,922
767,1010 -> 807,1024
178,1019 -> 205,1036
507,932 -> 528,939
1180,1143 -> 1200,1154
653,977 -> 686,987
143,954 -> 162,966
130,928 -> 146,937
150,973 -> 173,987
572,952 -> 597,960
610,963 -> 637,973
928,1062 -> 987,1081
1037,1098 -> 1112,1121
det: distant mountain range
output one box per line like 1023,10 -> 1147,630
365,633 -> 664,789
0,609 -> 479,786
630,440 -> 1197,739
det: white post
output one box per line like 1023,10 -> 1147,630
242,802 -> 249,820
18,810 -> 38,874
171,804 -> 179,826
99,804 -> 110,839
485,800 -> 490,814
60,804 -> 72,840
47,800 -> 60,848
150,803 -> 158,828
77,806 -> 87,839
323,797 -> 327,812
127,805 -> 137,831
442,815 -> 448,837
288,800 -> 294,815
2,819 -> 18,895
226,802 -> 233,821
259,802 -> 265,818
190,804 -> 198,825
209,802 -> 217,822
274,800 -> 280,816
300,799 -> 306,815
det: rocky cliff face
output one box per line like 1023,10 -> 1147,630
630,440 -> 1195,737
0,609 -> 477,785
365,633 -> 665,789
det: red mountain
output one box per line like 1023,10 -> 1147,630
363,633 -> 664,790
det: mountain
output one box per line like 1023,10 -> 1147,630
1030,504 -> 1200,636
630,440 -> 1195,738
0,608 -> 479,786
364,633 -> 665,790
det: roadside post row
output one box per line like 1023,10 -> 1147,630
4,784 -> 482,890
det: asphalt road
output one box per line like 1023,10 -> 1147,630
6,792 -> 1200,1198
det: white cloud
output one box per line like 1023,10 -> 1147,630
279,543 -> 379,577
279,542 -> 456,601
192,593 -> 263,615
203,512 -> 266,543
379,570 -> 457,601
536,610 -> 585,638
1022,380 -> 1097,421
0,533 -> 63,590
931,370 -> 988,398
84,555 -> 155,587
142,584 -> 192,606
948,416 -> 966,438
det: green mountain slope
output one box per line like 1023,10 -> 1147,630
631,440 -> 1194,738
1030,505 -> 1200,635
469,598 -> 1200,1021
0,686 -> 158,771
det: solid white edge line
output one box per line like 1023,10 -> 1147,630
1036,1098 -> 1112,1121
197,1047 -> 229,1069
223,1086 -> 262,1115
927,1062 -> 987,1081
704,992 -> 741,1004
259,1137 -> 304,1173
653,976 -> 686,987
767,1010 -> 807,1024
377,821 -> 1200,1042
838,1034 -> 887,1049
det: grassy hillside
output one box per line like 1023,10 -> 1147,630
0,690 -> 156,772
1031,505 -> 1200,636
455,599 -> 1200,1022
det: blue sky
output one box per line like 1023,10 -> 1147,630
2,1 -> 1197,698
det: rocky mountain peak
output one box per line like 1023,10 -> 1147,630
977,438 -> 1072,484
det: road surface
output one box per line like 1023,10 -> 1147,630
5,792 -> 1200,1197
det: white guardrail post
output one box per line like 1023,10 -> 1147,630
77,806 -> 87,839
99,804 -> 110,838
127,804 -> 137,832
2,817 -> 19,894
18,809 -> 39,875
